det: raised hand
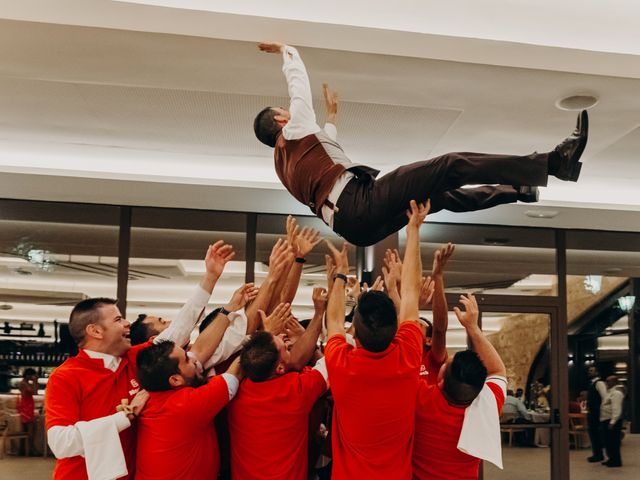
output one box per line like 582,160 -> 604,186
418,276 -> 434,306
260,302 -> 293,335
432,243 -> 455,277
225,283 -> 259,312
405,199 -> 431,229
226,356 -> 243,380
346,276 -> 361,301
453,294 -> 480,331
205,240 -> 235,278
363,275 -> 384,292
129,389 -> 149,420
323,83 -> 338,124
269,238 -> 295,277
312,287 -> 329,315
286,215 -> 300,247
295,226 -> 322,257
325,254 -> 337,291
258,42 -> 284,54
326,240 -> 349,274
284,318 -> 306,345
382,248 -> 402,289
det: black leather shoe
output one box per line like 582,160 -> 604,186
587,455 -> 604,463
516,186 -> 539,203
553,110 -> 588,182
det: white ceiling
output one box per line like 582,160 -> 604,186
0,1 -> 639,233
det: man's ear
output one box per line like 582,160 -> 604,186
149,334 -> 158,342
85,323 -> 103,340
274,115 -> 289,127
275,360 -> 287,376
168,374 -> 184,388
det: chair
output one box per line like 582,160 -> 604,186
500,414 -> 528,447
0,411 -> 30,459
568,413 -> 589,449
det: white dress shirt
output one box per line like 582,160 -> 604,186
281,45 -> 354,228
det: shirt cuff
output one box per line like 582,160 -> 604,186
221,373 -> 240,401
112,411 -> 131,432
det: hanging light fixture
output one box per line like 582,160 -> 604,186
618,296 -> 636,313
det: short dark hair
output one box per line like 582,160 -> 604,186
130,314 -> 154,346
240,331 -> 279,382
199,308 -> 222,334
136,341 -> 179,392
68,298 -> 118,346
353,291 -> 397,352
253,107 -> 281,147
23,368 -> 37,378
443,350 -> 487,405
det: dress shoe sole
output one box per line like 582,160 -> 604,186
566,111 -> 588,181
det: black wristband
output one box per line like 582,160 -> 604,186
220,307 -> 232,316
333,273 -> 347,282
295,257 -> 306,264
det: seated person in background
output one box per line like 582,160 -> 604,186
323,200 -> 428,480
569,391 -> 587,414
515,387 -> 524,401
413,294 -> 508,480
228,286 -> 328,480
135,309 -> 243,480
503,390 -> 532,421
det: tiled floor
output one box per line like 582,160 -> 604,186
1,435 -> 638,479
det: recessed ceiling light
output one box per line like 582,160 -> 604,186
555,94 -> 599,111
525,209 -> 559,219
0,304 -> 13,311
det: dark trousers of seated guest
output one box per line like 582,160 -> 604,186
600,420 -> 623,466
513,418 -> 535,446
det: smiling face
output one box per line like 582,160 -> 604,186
272,333 -> 291,374
143,315 -> 171,335
94,304 -> 131,357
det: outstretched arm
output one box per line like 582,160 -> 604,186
454,294 -> 506,378
399,200 -> 430,323
156,241 -> 234,345
280,217 -> 322,304
258,41 -> 318,139
326,241 -> 349,339
430,243 -> 455,363
287,287 -> 327,371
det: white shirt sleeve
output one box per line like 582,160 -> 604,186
220,373 -> 240,401
313,356 -> 329,384
323,122 -> 338,141
202,310 -> 249,375
155,285 -> 210,346
281,45 -> 321,140
47,411 -> 130,459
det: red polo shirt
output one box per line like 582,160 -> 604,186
419,349 -> 447,385
413,378 -> 506,480
228,367 -> 327,480
135,375 -> 231,480
45,342 -> 150,480
324,321 -> 424,480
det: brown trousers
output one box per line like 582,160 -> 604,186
333,151 -> 550,246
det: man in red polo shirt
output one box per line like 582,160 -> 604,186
44,241 -> 235,480
323,199 -> 428,480
227,287 -> 328,480
413,294 -> 507,480
134,327 -> 242,480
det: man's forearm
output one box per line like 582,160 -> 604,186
466,326 -> 506,377
191,315 -> 231,364
327,278 -> 346,338
267,258 -> 294,313
288,311 -> 323,371
399,225 -> 422,322
245,276 -> 277,333
280,262 -> 303,305
430,275 -> 448,361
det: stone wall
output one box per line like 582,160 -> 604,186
486,275 -> 626,391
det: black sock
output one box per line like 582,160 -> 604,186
548,151 -> 561,176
